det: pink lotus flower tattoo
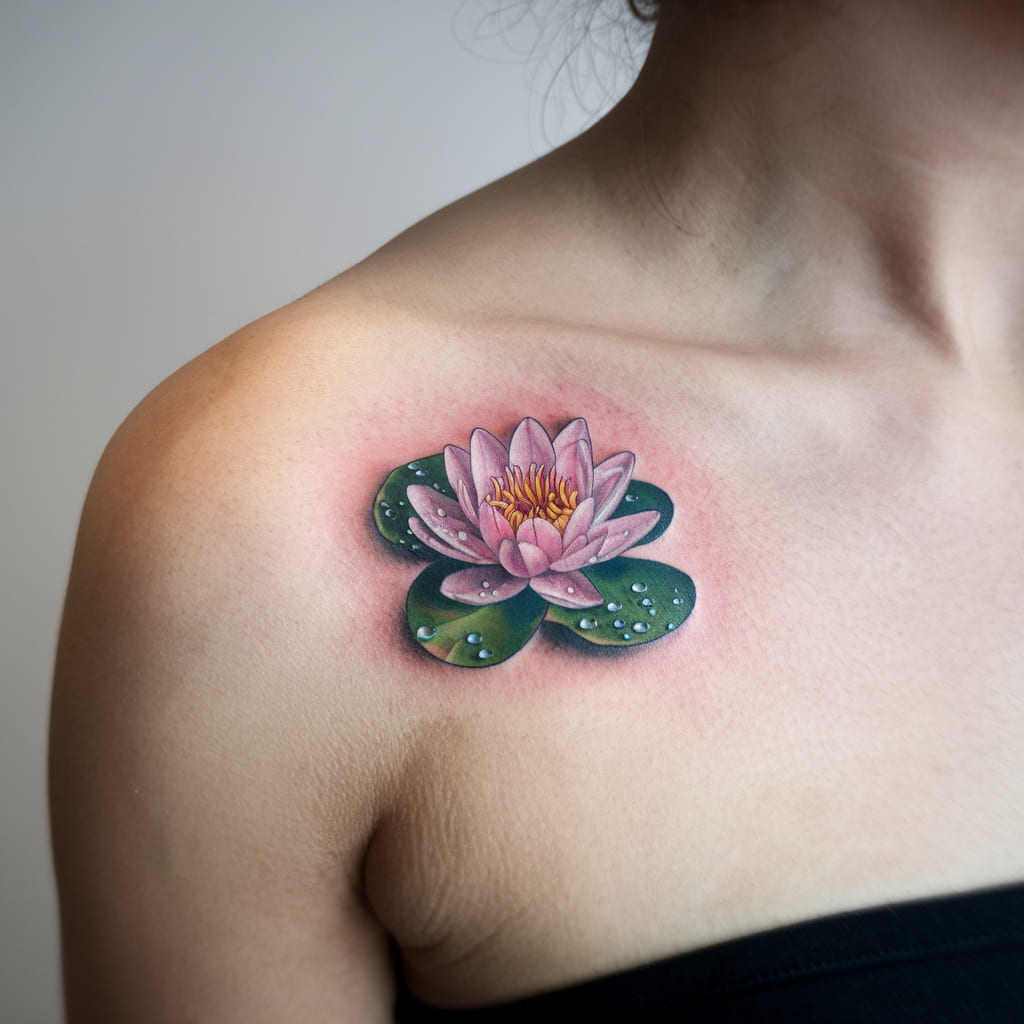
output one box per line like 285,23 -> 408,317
373,416 -> 693,667
406,418 -> 660,609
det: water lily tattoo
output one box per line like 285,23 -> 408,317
374,417 -> 695,667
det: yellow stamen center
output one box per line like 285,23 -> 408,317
488,464 -> 578,535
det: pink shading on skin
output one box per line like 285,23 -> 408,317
406,417 -> 659,609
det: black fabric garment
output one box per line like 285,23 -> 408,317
393,882 -> 1024,1023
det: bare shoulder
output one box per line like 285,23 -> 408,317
50,290 -> 433,1022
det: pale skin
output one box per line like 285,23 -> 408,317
51,1 -> 1024,1019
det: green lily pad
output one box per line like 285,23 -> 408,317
608,479 -> 673,545
407,558 -> 548,667
544,557 -> 695,646
373,454 -> 450,558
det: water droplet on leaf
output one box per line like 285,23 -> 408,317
606,601 -> 622,612
466,633 -> 483,644
613,618 -> 625,628
630,582 -> 648,593
640,597 -> 653,607
625,493 -> 638,503
416,625 -> 436,640
478,648 -> 493,659
632,621 -> 650,633
578,617 -> 598,630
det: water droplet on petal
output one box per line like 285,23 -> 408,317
640,597 -> 653,607
481,581 -> 490,588
606,601 -> 622,612
478,648 -> 493,659
613,618 -> 625,629
436,508 -> 447,517
630,582 -> 648,593
458,530 -> 468,541
416,625 -> 436,640
466,633 -> 483,644
566,586 -> 575,594
588,556 -> 598,564
478,591 -> 488,598
625,493 -> 638,503
632,621 -> 650,633
578,617 -> 598,630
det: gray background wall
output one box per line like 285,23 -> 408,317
1,2 -> 643,1019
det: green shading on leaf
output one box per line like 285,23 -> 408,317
373,453 -> 450,558
407,558 -> 548,667
608,479 -> 674,545
544,557 -> 695,646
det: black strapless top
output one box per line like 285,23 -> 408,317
393,883 -> 1024,1022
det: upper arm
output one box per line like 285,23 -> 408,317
50,349 -> 399,1022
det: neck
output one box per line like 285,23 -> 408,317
581,0 -> 1024,374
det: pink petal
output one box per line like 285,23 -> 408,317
441,566 -> 529,605
515,517 -> 563,563
445,445 -> 477,521
456,478 -> 479,526
407,485 -> 494,562
470,428 -> 509,510
561,497 -> 594,551
549,534 -> 606,572
408,518 -> 492,564
592,451 -> 636,524
498,538 -> 550,578
529,570 -> 602,609
602,509 -> 660,546
555,534 -> 587,564
556,438 -> 593,500
478,501 -> 514,554
592,510 -> 661,562
508,417 -> 555,473
552,418 -> 592,458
